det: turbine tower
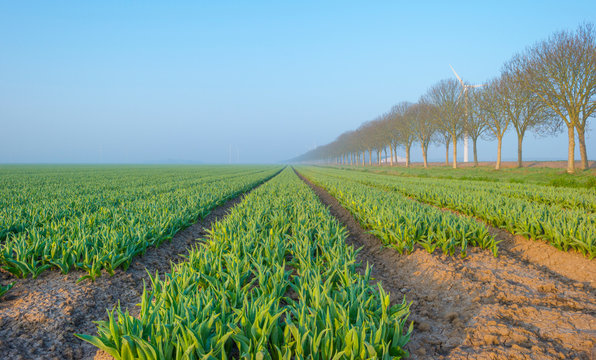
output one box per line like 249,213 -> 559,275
450,65 -> 485,163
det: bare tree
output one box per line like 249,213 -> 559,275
428,79 -> 464,168
499,69 -> 558,167
390,102 -> 415,167
357,121 -> 376,166
474,79 -> 510,170
411,99 -> 437,168
377,113 -> 396,166
375,116 -> 393,165
387,102 -> 411,166
512,23 -> 596,173
465,88 -> 489,166
432,128 -> 450,166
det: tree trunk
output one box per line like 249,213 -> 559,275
368,149 -> 372,166
577,126 -> 588,170
496,136 -> 503,170
421,142 -> 428,168
389,145 -> 394,166
473,137 -> 478,167
384,147 -> 388,166
517,133 -> 524,168
445,141 -> 450,166
361,151 -> 365,166
405,145 -> 411,167
452,135 -> 458,169
567,125 -> 575,174
377,150 -> 381,165
393,145 -> 398,165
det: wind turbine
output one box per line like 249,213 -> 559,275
450,65 -> 485,163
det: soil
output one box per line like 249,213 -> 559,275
295,170 -> 596,360
0,183 -> 268,360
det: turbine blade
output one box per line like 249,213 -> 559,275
470,84 -> 487,88
450,64 -> 463,83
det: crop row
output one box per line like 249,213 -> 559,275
79,168 -> 412,359
339,166 -> 596,213
0,166 -> 274,240
0,166 -> 281,280
298,168 -> 498,257
312,167 -> 595,258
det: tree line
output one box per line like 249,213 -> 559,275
293,23 -> 595,173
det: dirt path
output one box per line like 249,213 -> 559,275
296,170 -> 596,360
0,179 -> 274,360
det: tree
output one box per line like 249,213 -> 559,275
387,102 -> 411,166
465,89 -> 489,166
474,79 -> 510,170
378,113 -> 396,166
411,99 -> 437,168
499,70 -> 557,168
512,23 -> 596,173
389,102 -> 415,167
372,116 -> 392,165
428,79 -> 464,168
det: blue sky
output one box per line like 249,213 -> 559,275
0,1 -> 594,164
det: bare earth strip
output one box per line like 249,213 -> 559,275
296,170 -> 596,360
0,177 -> 276,360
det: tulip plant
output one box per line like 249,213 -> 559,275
78,168 -> 412,359
299,167 -> 498,257
0,166 -> 282,281
301,166 -> 595,258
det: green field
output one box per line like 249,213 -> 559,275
333,164 -> 596,188
300,166 -> 596,258
78,168 -> 412,359
1,165 -> 594,359
0,165 -> 281,280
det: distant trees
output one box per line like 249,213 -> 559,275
292,24 -> 594,170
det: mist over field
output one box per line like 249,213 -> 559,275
0,1 -> 595,164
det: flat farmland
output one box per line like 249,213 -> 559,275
0,165 -> 594,359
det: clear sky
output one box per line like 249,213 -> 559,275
1,1 -> 594,164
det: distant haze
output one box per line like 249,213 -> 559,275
1,1 -> 595,164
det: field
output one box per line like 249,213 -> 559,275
334,161 -> 596,188
0,165 -> 594,359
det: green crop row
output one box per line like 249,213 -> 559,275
78,168 -> 412,359
0,166 -> 281,280
332,166 -> 596,213
298,168 -> 498,257
310,167 -> 596,258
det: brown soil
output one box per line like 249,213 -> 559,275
295,170 -> 596,360
0,183 -> 269,360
